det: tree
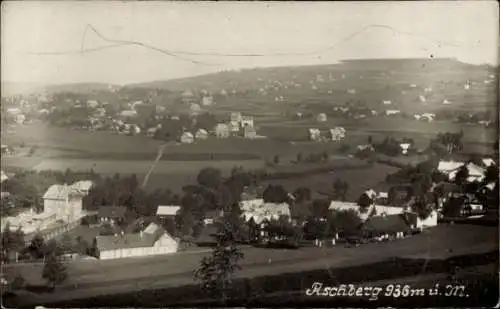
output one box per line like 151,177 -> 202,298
273,155 -> 280,165
296,152 -> 303,163
293,187 -> 311,203
262,185 -> 288,204
311,199 -> 330,219
357,193 -> 373,214
454,165 -> 469,186
1,224 -> 25,263
42,253 -> 68,290
28,234 -> 46,259
368,135 -> 373,145
329,210 -> 363,237
193,221 -> 244,302
197,168 -> 222,189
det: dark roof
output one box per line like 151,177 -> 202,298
95,222 -> 167,251
98,206 -> 127,219
362,214 -> 411,235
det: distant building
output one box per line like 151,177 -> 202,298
201,96 -> 214,106
385,110 -> 401,116
399,143 -> 412,155
1,170 -> 8,183
94,222 -> 178,260
308,128 -> 321,141
195,128 -> 209,140
382,100 -> 392,105
156,205 -> 181,218
87,100 -> 99,108
214,123 -> 229,139
98,206 -> 127,226
241,116 -> 254,128
71,180 -> 94,195
43,184 -> 86,223
437,160 -> 485,183
230,112 -> 243,123
316,113 -> 327,122
228,121 -> 240,133
243,126 -> 257,139
120,110 -> 137,118
240,199 -> 291,225
347,88 -> 356,94
330,127 -> 346,141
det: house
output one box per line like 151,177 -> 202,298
347,88 -> 356,94
420,113 -> 435,122
316,113 -> 327,122
195,128 -> 209,140
240,199 -> 291,225
401,210 -> 439,230
1,170 -> 8,183
399,142 -> 412,155
201,96 -> 214,106
482,158 -> 495,167
180,132 -> 194,144
382,100 -> 392,105
1,145 -> 15,156
330,127 -> 346,141
94,222 -> 178,260
228,121 -> 240,133
43,184 -> 86,223
385,110 -> 401,116
230,112 -> 243,123
86,100 -> 99,108
98,206 -> 127,225
214,123 -> 230,139
190,103 -> 201,115
357,144 -> 375,152
309,128 -> 321,141
241,116 -> 254,128
220,89 -> 228,96
438,160 -> 485,183
71,180 -> 94,195
244,126 -> 257,139
15,114 -> 26,124
156,205 -> 181,218
443,99 -> 452,105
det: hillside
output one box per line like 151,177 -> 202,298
1,82 -> 120,97
130,58 -> 495,92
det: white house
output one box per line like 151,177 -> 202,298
443,99 -> 452,105
385,110 -> 401,116
214,123 -> 230,139
438,160 -> 486,183
239,199 -> 291,225
156,205 -> 181,217
308,128 -> 321,141
201,96 -> 214,106
180,132 -> 194,144
195,128 -> 209,140
382,100 -> 392,105
43,184 -> 86,223
316,113 -> 327,122
330,127 -> 346,141
95,223 -> 178,260
120,110 -> 137,118
87,100 -> 99,108
244,126 -> 257,139
347,88 -> 356,94
241,116 -> 254,128
328,201 -> 405,221
400,143 -> 412,155
190,103 -> 201,114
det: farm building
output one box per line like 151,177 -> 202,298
437,160 -> 485,183
308,128 -> 321,141
180,132 -> 195,144
330,127 -> 346,141
240,199 -> 291,225
214,123 -> 230,139
243,126 -> 257,139
156,205 -> 181,218
195,128 -> 209,140
94,222 -> 178,260
382,100 -> 392,105
98,206 -> 127,225
316,113 -> 327,122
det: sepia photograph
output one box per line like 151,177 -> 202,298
1,1 -> 499,307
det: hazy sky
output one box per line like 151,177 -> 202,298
2,1 -> 498,85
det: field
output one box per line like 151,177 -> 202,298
5,223 -> 497,306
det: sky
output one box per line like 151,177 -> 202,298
2,1 -> 498,85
